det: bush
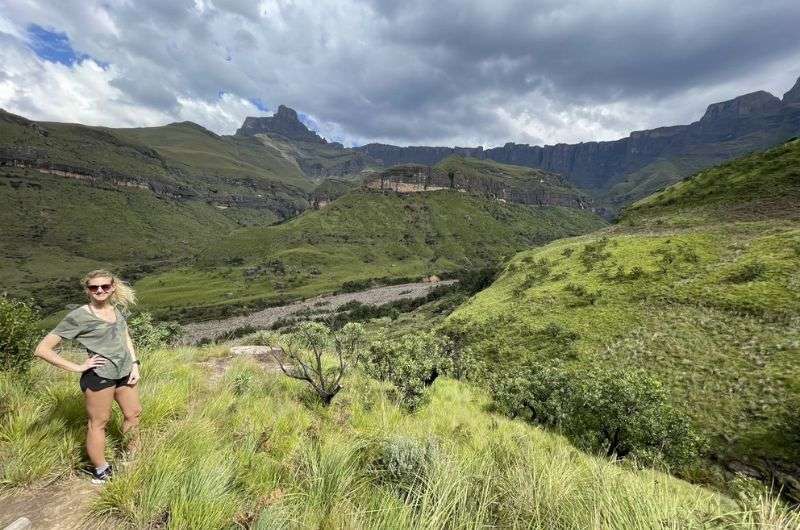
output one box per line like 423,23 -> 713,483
360,332 -> 444,410
725,262 -> 768,283
512,258 -> 553,295
437,330 -> 485,381
579,238 -> 611,271
491,361 -> 573,426
0,296 -> 41,373
604,265 -> 645,282
371,435 -> 439,495
566,368 -> 701,468
491,362 -> 701,469
127,312 -> 182,351
244,330 -> 275,346
563,283 -> 601,306
454,265 -> 501,296
269,322 -> 365,405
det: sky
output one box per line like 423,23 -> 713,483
1,1 -> 799,148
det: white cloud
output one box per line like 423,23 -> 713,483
0,0 -> 798,146
0,31 -> 263,133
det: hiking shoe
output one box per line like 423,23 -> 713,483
90,465 -> 113,485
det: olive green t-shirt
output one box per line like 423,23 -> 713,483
51,305 -> 132,379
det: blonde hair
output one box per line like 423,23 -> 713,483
81,269 -> 137,311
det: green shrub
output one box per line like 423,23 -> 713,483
0,296 -> 41,373
371,435 -> 439,495
245,330 -> 275,346
491,361 -> 573,426
535,322 -> 580,358
360,332 -> 444,410
453,265 -> 501,296
566,368 -> 702,468
604,265 -> 646,282
512,258 -> 553,295
127,312 -> 182,351
725,262 -> 768,283
579,237 -> 611,271
491,362 -> 701,469
563,283 -> 601,306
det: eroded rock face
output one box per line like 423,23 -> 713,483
356,77 -> 800,194
699,91 -> 783,122
784,77 -> 800,105
236,105 -> 327,143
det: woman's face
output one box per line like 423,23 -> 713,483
85,276 -> 115,303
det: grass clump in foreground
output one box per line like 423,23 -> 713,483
3,343 -> 799,528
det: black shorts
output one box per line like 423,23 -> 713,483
80,369 -> 132,392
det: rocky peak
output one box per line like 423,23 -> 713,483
235,104 -> 326,143
700,91 -> 782,122
782,76 -> 800,105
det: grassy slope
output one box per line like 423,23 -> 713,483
446,139 -> 800,478
3,345 -> 774,529
115,123 -> 314,193
0,110 -> 314,196
133,190 -> 606,320
0,110 -> 171,182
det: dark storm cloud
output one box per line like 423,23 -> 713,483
2,0 -> 799,146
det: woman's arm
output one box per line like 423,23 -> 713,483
34,333 -> 106,373
125,326 -> 140,385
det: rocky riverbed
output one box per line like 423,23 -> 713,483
181,280 -> 457,344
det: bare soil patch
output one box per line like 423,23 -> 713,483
0,476 -> 106,530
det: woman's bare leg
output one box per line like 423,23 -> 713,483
115,383 -> 142,454
85,386 -> 116,468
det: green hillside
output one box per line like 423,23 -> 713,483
445,139 -> 800,495
132,189 -> 606,321
0,110 -> 319,313
0,109 -> 312,212
624,137 -> 800,224
0,167 -> 291,313
115,122 -> 313,193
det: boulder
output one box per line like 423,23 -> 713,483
230,346 -> 283,357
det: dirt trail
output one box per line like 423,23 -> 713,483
0,476 -> 104,530
182,280 -> 457,344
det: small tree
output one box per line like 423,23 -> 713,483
491,361 -> 701,469
566,368 -> 701,467
0,296 -> 41,373
270,322 -> 365,405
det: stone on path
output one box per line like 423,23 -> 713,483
230,346 -> 283,356
3,517 -> 31,530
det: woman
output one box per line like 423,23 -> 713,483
34,269 -> 142,484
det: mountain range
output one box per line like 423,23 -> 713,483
234,76 -> 800,207
2,75 -> 798,215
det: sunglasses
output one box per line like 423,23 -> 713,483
86,283 -> 113,293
